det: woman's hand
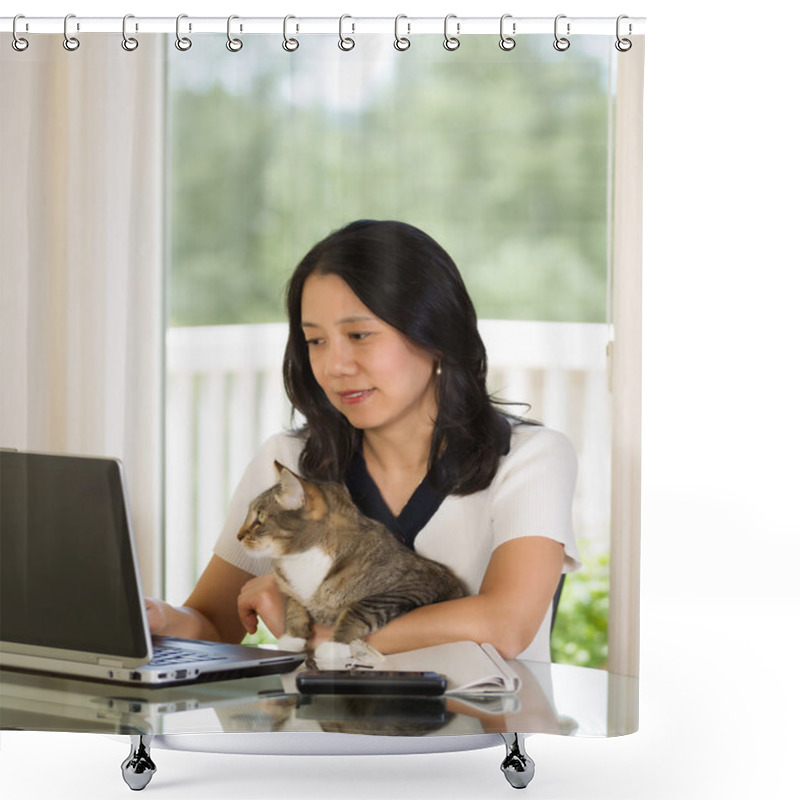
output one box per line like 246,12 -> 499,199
144,596 -> 210,641
237,574 -> 286,636
145,597 -> 172,635
235,575 -> 333,649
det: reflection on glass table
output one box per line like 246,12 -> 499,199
1,658 -> 637,791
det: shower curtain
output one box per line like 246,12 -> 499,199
0,17 -> 643,680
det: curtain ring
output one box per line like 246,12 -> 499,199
338,14 -> 355,51
282,15 -> 299,51
63,13 -> 80,51
12,14 -> 29,52
122,14 -> 139,51
226,15 -> 243,52
499,13 -> 516,51
615,15 -> 633,52
443,14 -> 460,51
394,14 -> 410,51
553,14 -> 570,51
175,14 -> 192,51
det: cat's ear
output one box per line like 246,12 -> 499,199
273,461 -> 328,519
274,462 -> 305,510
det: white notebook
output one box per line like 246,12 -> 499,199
376,641 -> 521,696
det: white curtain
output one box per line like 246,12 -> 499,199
608,38 -> 644,683
0,34 -> 166,595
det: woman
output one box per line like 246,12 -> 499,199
148,220 -> 579,662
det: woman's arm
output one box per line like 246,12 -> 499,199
147,555 -> 255,644
310,536 -> 565,660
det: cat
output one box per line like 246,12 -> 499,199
237,461 -> 467,664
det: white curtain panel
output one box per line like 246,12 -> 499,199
0,34 -> 166,594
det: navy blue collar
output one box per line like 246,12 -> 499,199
345,444 -> 446,551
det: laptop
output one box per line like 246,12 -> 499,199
0,449 -> 305,686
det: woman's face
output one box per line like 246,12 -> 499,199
300,272 -> 438,438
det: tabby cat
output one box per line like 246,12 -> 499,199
237,461 -> 466,663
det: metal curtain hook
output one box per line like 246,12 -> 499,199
12,14 -> 29,51
63,13 -> 80,51
282,15 -> 299,51
499,13 -> 516,51
394,14 -> 410,51
553,14 -> 570,51
443,14 -> 460,51
175,14 -> 192,51
122,14 -> 139,51
338,14 -> 355,51
615,15 -> 632,52
226,15 -> 243,51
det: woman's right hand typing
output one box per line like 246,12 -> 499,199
145,597 -> 174,635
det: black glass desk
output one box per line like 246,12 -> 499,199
1,659 -> 637,791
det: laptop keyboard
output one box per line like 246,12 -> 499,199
150,644 -> 226,666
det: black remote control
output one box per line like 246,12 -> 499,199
295,670 -> 447,696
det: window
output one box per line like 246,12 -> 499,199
165,33 -> 635,669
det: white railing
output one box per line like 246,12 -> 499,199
165,320 -> 611,603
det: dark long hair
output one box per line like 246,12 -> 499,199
283,220 -> 525,495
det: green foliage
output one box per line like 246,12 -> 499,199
168,34 -> 613,327
551,543 -> 609,668
240,618 -> 277,647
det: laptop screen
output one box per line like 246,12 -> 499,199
0,451 -> 149,661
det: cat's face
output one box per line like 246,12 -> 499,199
237,462 -> 328,557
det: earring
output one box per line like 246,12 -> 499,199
435,362 -> 442,376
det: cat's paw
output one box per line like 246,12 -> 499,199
313,640 -> 353,668
276,634 -> 307,653
349,638 -> 385,665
